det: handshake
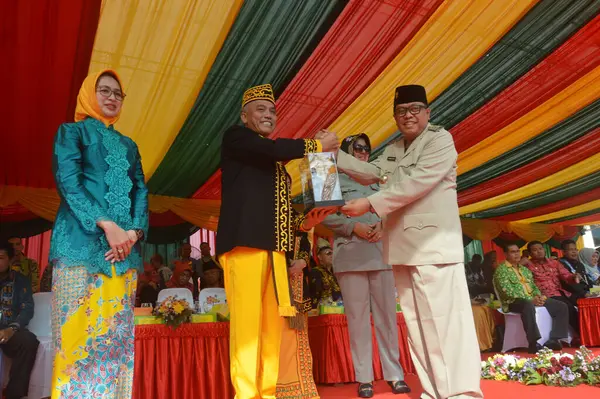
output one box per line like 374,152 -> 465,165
315,130 -> 340,153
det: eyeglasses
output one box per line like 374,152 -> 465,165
323,251 -> 333,256
353,144 -> 371,154
96,86 -> 126,102
394,104 -> 427,117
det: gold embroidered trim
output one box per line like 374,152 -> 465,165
303,139 -> 319,155
242,83 -> 275,107
274,162 -> 293,252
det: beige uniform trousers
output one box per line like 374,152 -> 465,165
394,263 -> 483,399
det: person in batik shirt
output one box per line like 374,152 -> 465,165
525,241 -> 580,333
493,243 -> 568,353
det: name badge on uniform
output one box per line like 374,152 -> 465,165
387,156 -> 396,162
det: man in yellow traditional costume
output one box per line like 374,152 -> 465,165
217,84 -> 339,399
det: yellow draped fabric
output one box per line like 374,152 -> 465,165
0,186 -> 220,231
318,217 -> 564,243
517,198 -> 600,224
460,152 -> 600,215
460,219 -> 563,243
90,0 -> 243,178
288,0 -> 537,196
458,65 -> 600,174
4,184 -> 572,243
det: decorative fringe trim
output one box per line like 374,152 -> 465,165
288,312 -> 305,330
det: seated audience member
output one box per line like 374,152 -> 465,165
579,248 -> 600,285
310,239 -> 342,307
137,263 -> 161,306
493,243 -> 569,353
526,241 -> 580,333
166,261 -> 194,297
153,254 -> 172,286
559,240 -> 592,295
171,243 -> 200,277
466,254 -> 485,297
194,243 -> 222,297
0,241 -> 40,399
200,259 -> 224,291
8,237 -> 40,293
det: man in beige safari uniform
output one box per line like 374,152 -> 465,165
337,85 -> 483,399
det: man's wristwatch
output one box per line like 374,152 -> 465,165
135,229 -> 144,240
8,325 -> 19,332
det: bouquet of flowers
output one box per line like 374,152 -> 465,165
481,347 -> 600,387
152,296 -> 193,328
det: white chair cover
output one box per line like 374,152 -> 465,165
198,288 -> 227,313
28,337 -> 53,399
499,307 -> 574,352
157,288 -> 194,308
0,292 -> 54,398
28,293 -> 53,338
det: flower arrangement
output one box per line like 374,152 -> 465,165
481,347 -> 600,387
152,296 -> 193,328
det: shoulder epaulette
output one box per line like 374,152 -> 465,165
429,124 -> 444,132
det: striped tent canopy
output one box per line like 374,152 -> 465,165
2,0 -> 600,244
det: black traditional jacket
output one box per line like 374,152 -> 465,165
287,231 -> 314,312
216,125 -> 320,255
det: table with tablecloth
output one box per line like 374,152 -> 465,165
307,313 -> 415,384
133,322 -> 233,399
578,297 -> 600,347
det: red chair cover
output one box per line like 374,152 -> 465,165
308,313 -> 415,384
578,298 -> 600,347
133,323 -> 232,399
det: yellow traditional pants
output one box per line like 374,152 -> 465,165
220,247 -> 285,399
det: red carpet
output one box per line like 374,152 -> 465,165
319,348 -> 600,398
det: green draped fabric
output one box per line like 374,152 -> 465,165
546,233 -> 582,249
370,0 -> 600,160
464,239 -> 483,261
147,0 -> 347,196
458,99 -> 600,191
0,218 -> 53,240
471,170 -> 600,219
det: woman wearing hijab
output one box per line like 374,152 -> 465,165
166,261 -> 194,295
578,248 -> 600,285
137,263 -> 162,306
322,134 -> 409,398
50,70 -> 148,398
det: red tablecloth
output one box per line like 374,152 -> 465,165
578,298 -> 600,347
307,313 -> 415,384
133,322 -> 232,399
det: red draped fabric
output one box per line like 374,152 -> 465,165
459,128 -> 600,207
490,187 -> 600,222
307,313 -> 415,384
133,323 -> 232,399
452,14 -> 600,153
23,231 -> 52,274
0,0 -> 102,222
577,298 -> 600,347
193,0 -> 444,199
0,205 -> 38,223
481,241 -> 506,262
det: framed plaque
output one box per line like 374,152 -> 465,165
299,152 -> 345,210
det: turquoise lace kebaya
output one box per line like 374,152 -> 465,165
50,117 -> 149,276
